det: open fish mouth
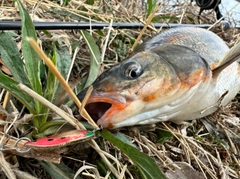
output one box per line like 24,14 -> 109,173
84,102 -> 112,121
80,93 -> 129,128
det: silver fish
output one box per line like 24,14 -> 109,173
78,27 -> 240,129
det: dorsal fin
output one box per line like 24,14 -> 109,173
212,42 -> 240,78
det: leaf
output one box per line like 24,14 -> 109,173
86,0 -> 94,5
38,120 -> 66,136
159,15 -> 179,22
43,49 -> 58,122
40,161 -> 81,179
71,40 -> 81,51
101,130 -> 166,179
113,132 -> 137,148
187,16 -> 195,24
50,9 -> 82,21
62,0 -> 71,6
0,72 -> 35,113
17,0 -> 50,128
56,48 -> 72,80
146,0 -> 158,18
51,48 -> 72,104
74,76 -> 87,95
16,0 -> 43,113
156,129 -> 173,144
80,30 -> 101,88
0,32 -> 30,86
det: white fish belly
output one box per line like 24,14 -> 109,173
169,62 -> 240,123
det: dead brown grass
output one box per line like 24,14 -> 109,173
1,0 -> 240,178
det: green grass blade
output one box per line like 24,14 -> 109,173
16,0 -> 43,109
40,161 -> 81,179
41,49 -> 58,125
0,72 -> 35,113
101,130 -> 167,179
80,30 -> 101,88
16,0 -> 45,128
56,48 -> 72,80
44,49 -> 58,102
0,32 -> 30,86
86,0 -> 94,5
51,47 -> 71,105
113,132 -> 137,148
156,129 -> 173,144
146,0 -> 158,18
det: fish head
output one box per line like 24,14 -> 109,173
78,49 -> 184,129
77,45 -> 210,129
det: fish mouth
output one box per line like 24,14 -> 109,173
81,93 -> 129,128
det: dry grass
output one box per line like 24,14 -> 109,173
1,0 -> 240,178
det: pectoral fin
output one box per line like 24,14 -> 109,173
212,42 -> 240,78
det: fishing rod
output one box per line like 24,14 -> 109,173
0,21 -> 223,30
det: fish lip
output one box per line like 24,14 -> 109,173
87,91 -> 127,105
85,91 -> 131,128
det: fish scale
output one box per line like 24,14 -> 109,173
137,27 -> 229,68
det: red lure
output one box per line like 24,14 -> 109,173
25,130 -> 94,149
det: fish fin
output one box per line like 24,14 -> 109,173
212,42 -> 240,78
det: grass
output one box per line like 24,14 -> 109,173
0,0 -> 240,178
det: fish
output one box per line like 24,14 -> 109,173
77,27 -> 240,129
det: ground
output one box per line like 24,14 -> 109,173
0,0 -> 240,178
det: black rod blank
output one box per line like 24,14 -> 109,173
0,21 -> 216,30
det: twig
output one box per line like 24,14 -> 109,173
0,152 -> 16,179
2,91 -> 10,109
89,140 -> 120,178
74,165 -> 101,179
140,135 -> 180,170
66,46 -> 79,83
130,2 -> 162,52
101,19 -> 113,63
12,168 -> 38,179
79,86 -> 93,118
163,123 -> 218,179
119,164 -> 127,179
137,18 -> 158,32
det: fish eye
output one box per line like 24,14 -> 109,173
121,61 -> 143,79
